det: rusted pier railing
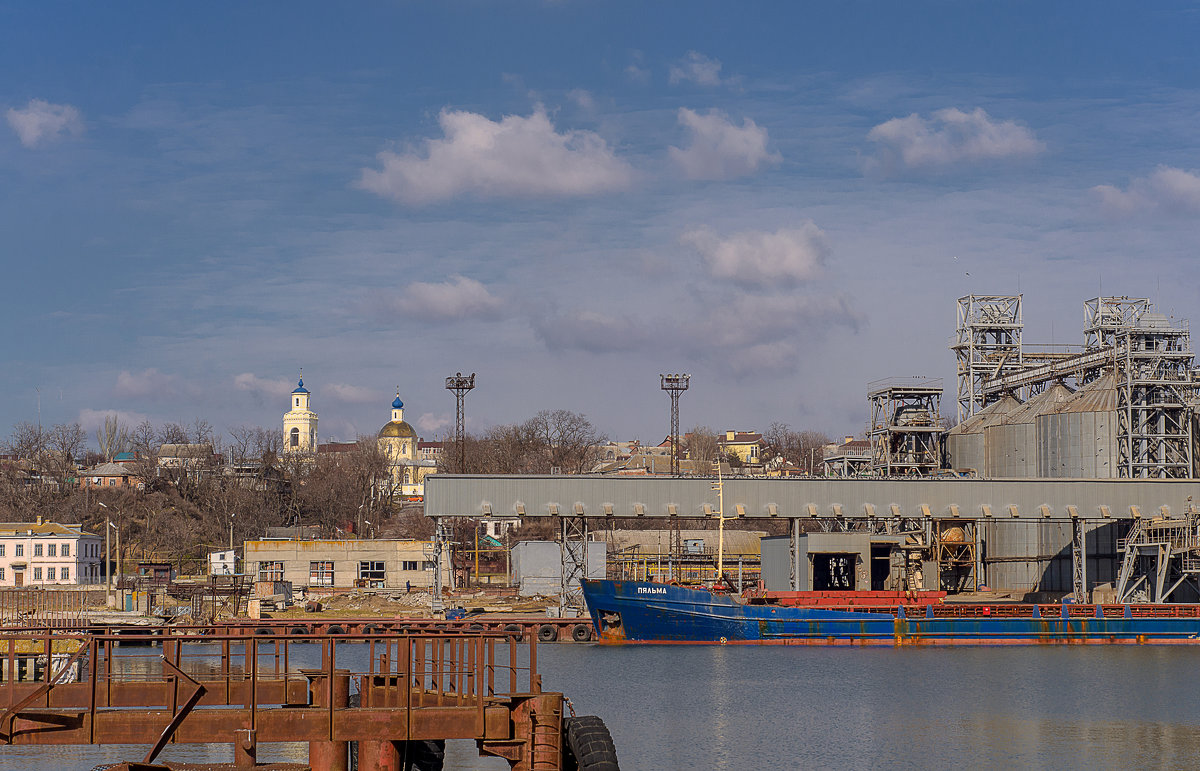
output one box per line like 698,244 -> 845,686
2,614 -> 597,643
0,628 -> 606,771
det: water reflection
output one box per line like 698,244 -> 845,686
5,643 -> 1200,770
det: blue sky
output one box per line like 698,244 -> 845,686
3,1 -> 1199,447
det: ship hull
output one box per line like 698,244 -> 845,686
581,580 -> 1200,645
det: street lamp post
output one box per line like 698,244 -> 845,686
110,521 -> 120,597
98,501 -> 112,606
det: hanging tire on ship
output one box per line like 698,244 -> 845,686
562,715 -> 619,771
537,624 -> 558,642
503,623 -> 524,641
571,623 -> 592,642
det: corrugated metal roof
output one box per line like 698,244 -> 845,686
84,462 -> 133,476
1047,373 -> 1117,414
426,475 -> 1200,522
1000,383 -> 1076,424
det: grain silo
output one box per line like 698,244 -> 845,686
1037,373 -> 1118,478
983,383 -> 1075,478
944,395 -> 1021,474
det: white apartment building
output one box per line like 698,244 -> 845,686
0,519 -> 104,586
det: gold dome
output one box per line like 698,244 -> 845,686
378,421 -> 417,439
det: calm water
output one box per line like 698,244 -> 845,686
3,644 -> 1200,770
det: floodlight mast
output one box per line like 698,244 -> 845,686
444,372 -> 476,472
660,374 -> 690,476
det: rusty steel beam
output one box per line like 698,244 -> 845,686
5,705 -> 513,745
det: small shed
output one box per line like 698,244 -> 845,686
136,562 -> 175,585
209,549 -> 238,576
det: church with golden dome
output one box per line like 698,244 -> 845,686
377,390 -> 436,499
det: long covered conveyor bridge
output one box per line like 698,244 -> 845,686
425,475 -> 1200,609
426,476 -> 1199,522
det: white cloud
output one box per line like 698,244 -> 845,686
78,408 -> 150,434
532,309 -> 648,354
113,368 -> 185,400
567,89 -> 595,111
679,292 -> 863,373
681,224 -> 828,287
865,107 -> 1043,173
416,412 -> 453,437
625,51 -> 650,83
358,107 -> 634,204
669,109 -> 778,180
233,373 -> 294,399
1092,166 -> 1200,216
325,383 -> 378,405
376,275 -> 505,321
669,51 -> 729,87
530,290 -> 861,376
6,99 -> 84,147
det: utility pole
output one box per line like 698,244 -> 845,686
104,516 -> 111,606
445,372 -> 476,472
99,501 -> 112,606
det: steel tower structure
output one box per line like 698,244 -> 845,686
868,378 -> 944,476
660,374 -> 689,476
444,372 -> 475,473
951,295 -> 1024,422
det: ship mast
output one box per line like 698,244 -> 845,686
713,461 -> 726,581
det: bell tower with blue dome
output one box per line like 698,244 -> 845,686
282,371 -> 318,453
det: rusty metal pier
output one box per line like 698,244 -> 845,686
0,629 -> 595,770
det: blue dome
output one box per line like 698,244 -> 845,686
292,377 -> 309,395
392,394 -> 404,409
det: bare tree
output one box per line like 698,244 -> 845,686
45,422 -> 86,479
526,410 -> 607,474
190,417 -> 214,445
252,427 -> 282,464
130,420 -> 157,454
96,414 -> 131,461
4,422 -> 47,459
684,425 -> 720,464
158,422 -> 189,445
764,422 -> 832,474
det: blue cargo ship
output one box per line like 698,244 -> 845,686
581,579 -> 1200,645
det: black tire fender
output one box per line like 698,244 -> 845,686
537,624 -> 558,643
571,623 -> 592,642
503,623 -> 524,641
563,715 -> 619,771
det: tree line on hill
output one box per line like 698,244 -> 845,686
0,411 -> 838,564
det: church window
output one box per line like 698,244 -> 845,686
295,397 -> 300,407
290,428 -> 300,447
